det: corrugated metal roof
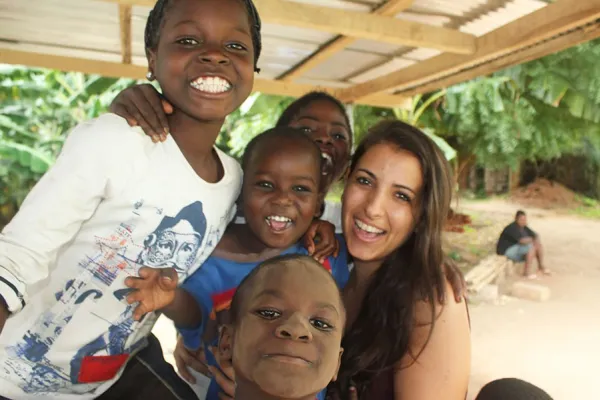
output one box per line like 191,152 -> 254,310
0,0 -> 557,99
460,0 -> 547,36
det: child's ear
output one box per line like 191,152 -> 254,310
218,324 -> 234,360
331,347 -> 344,382
146,48 -> 157,79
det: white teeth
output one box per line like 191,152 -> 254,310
267,215 -> 291,222
321,152 -> 333,165
355,219 -> 384,234
190,76 -> 231,93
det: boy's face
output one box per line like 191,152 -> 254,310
221,260 -> 344,399
148,0 -> 255,123
242,140 -> 322,249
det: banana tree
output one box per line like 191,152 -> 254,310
0,66 -> 138,222
393,90 -> 457,162
223,92 -> 294,158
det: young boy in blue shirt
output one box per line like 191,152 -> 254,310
126,128 -> 349,399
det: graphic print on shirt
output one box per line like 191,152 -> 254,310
4,201 -> 208,394
196,207 -> 235,265
136,202 -> 207,276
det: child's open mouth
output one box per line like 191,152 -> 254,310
265,215 -> 293,232
321,152 -> 334,176
190,76 -> 232,94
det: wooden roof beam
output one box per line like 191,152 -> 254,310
279,0 -> 414,81
0,48 -> 410,109
100,0 -> 476,55
397,21 -> 600,97
336,0 -> 600,102
119,4 -> 132,64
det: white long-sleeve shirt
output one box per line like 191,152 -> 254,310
0,114 -> 242,399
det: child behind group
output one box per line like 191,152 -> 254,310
217,254 -> 345,400
126,127 -> 349,399
0,0 -> 262,398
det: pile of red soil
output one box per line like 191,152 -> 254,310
511,178 -> 581,209
445,208 -> 472,233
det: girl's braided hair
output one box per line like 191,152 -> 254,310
144,0 -> 262,72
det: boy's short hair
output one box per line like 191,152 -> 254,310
144,0 -> 262,71
475,378 -> 553,400
516,210 -> 526,218
241,127 -> 323,173
229,254 -> 342,324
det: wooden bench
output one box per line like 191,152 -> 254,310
465,256 -> 550,301
465,254 -> 515,296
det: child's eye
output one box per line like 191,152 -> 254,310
293,185 -> 312,193
332,133 -> 347,141
256,181 -> 274,189
298,126 -> 312,134
226,42 -> 247,51
256,309 -> 281,320
176,38 -> 199,46
310,318 -> 333,331
356,176 -> 370,186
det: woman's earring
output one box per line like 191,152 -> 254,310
146,71 -> 154,81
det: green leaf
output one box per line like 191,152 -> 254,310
0,141 -> 55,174
422,128 -> 456,161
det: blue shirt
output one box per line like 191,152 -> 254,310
178,235 -> 350,400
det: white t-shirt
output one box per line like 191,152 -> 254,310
320,200 -> 342,233
0,114 -> 242,399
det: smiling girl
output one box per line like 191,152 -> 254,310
0,0 -> 262,398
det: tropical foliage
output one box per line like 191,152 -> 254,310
424,40 -> 600,170
0,66 -> 141,222
217,92 -> 294,157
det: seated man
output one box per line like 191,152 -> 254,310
496,210 -> 550,278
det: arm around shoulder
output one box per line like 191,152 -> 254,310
393,280 -> 471,400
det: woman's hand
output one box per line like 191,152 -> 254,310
303,219 -> 339,263
109,84 -> 173,142
173,336 -> 210,383
209,345 -> 236,399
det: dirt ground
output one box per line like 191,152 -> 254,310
152,198 -> 600,399
461,199 -> 600,400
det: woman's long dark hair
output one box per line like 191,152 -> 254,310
335,120 -> 454,398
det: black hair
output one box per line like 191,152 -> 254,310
474,378 -> 553,400
229,254 -> 344,324
333,120 -> 453,398
516,210 -> 526,218
144,0 -> 262,72
276,91 -> 353,146
241,127 -> 323,175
